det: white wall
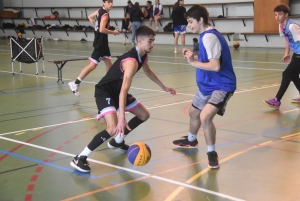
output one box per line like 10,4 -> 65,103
1,0 -> 300,48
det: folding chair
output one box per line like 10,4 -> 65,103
10,37 -> 45,75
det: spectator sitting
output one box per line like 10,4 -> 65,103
142,1 -> 153,28
126,1 -> 133,14
44,11 -> 59,19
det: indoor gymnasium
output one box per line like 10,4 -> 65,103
0,0 -> 300,200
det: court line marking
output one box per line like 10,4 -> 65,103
165,132 -> 300,201
0,136 -> 245,201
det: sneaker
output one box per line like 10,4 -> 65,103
207,151 -> 219,169
68,81 -> 80,96
291,96 -> 300,103
107,138 -> 129,152
155,27 -> 159,31
123,41 -> 126,45
174,48 -> 178,54
70,155 -> 90,172
263,97 -> 281,109
172,136 -> 198,148
131,42 -> 135,46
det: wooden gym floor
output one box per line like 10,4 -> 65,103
0,38 -> 299,201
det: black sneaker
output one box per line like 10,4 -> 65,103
172,136 -> 198,148
207,151 -> 219,169
70,155 -> 90,172
107,138 -> 129,152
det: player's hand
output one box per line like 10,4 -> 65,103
113,29 -> 120,35
114,117 -> 131,137
183,48 -> 194,64
163,86 -> 176,95
282,54 -> 290,63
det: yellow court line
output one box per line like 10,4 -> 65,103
281,132 -> 300,139
164,140 -> 300,201
15,132 -> 25,136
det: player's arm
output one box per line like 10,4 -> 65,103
114,60 -> 138,135
99,14 -> 119,35
142,57 -> 176,95
183,49 -> 220,72
282,38 -> 290,63
88,10 -> 99,25
182,34 -> 221,72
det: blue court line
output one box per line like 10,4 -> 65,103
0,150 -> 96,178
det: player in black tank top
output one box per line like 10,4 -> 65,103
68,0 -> 119,97
70,26 -> 176,173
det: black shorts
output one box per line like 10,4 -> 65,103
95,85 -> 140,120
89,47 -> 111,65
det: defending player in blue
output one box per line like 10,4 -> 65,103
172,5 -> 236,169
70,26 -> 176,173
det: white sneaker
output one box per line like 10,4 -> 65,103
174,48 -> 178,53
131,42 -> 135,46
155,27 -> 159,31
123,41 -> 126,45
68,81 -> 80,96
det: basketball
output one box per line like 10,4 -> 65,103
17,32 -> 22,38
233,41 -> 240,49
127,142 -> 151,166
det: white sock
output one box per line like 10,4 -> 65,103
77,77 -> 82,81
114,133 -> 125,144
207,145 -> 215,152
78,146 -> 92,157
188,132 -> 197,142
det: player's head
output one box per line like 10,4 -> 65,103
193,38 -> 198,43
103,0 -> 113,11
134,2 -> 140,7
274,3 -> 289,24
146,1 -> 152,7
136,26 -> 156,53
124,13 -> 130,19
127,1 -> 133,6
185,5 -> 209,34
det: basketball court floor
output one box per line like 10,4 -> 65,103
0,38 -> 299,201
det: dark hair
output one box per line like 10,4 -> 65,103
136,25 -> 156,40
193,38 -> 198,43
127,1 -> 133,5
53,11 -> 59,15
147,1 -> 152,5
274,3 -> 290,14
173,0 -> 183,10
103,0 -> 113,2
185,4 -> 209,24
134,2 -> 139,7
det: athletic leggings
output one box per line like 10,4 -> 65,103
276,53 -> 300,101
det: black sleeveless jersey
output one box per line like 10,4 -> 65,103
93,8 -> 110,49
95,47 -> 148,97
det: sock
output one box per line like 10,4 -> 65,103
78,146 -> 92,157
87,130 -> 111,151
75,77 -> 81,84
188,132 -> 197,142
124,116 -> 145,136
207,144 -> 215,152
115,133 -> 125,143
174,45 -> 178,48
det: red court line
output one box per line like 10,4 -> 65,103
25,194 -> 32,201
27,184 -> 35,191
30,175 -> 38,182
